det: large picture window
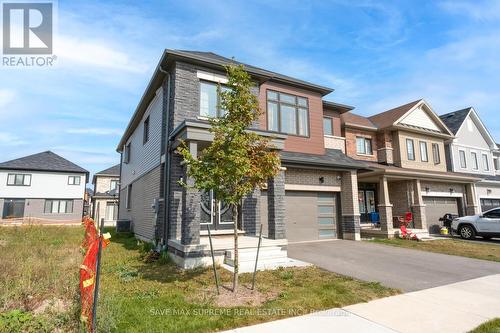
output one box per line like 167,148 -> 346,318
44,200 -> 73,214
199,81 -> 230,118
7,173 -> 31,186
267,90 -> 309,136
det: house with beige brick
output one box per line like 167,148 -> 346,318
91,164 -> 120,226
341,99 -> 481,236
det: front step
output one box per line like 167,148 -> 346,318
224,246 -> 287,266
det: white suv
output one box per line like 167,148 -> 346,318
451,208 -> 500,240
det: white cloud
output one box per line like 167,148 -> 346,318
439,1 -> 500,20
65,127 -> 123,136
0,132 -> 26,146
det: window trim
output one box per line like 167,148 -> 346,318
6,173 -> 31,186
110,179 -> 119,191
323,117 -> 334,136
432,143 -> 440,165
199,80 -> 229,118
124,143 -> 131,164
44,199 -> 74,214
126,184 -> 132,210
482,153 -> 490,171
68,176 -> 81,185
356,136 -> 373,155
419,141 -> 428,162
143,115 -> 150,145
266,89 -> 310,137
406,139 -> 415,161
471,151 -> 479,170
459,149 -> 467,169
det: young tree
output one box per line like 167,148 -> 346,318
177,64 -> 280,292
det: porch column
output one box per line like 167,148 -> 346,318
340,170 -> 361,240
411,179 -> 427,229
268,168 -> 286,240
465,183 -> 480,215
181,141 -> 200,245
378,176 -> 394,236
242,187 -> 261,236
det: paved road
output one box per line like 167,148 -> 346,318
288,240 -> 500,291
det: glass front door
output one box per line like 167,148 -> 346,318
200,190 -> 234,230
359,190 -> 376,222
2,199 -> 25,219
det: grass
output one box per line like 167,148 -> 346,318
0,225 -> 399,332
370,238 -> 500,262
469,318 -> 500,333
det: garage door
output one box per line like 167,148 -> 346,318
480,198 -> 500,213
285,191 -> 338,242
423,197 -> 459,234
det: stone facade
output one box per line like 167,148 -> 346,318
242,187 -> 261,236
267,170 -> 286,239
285,167 -> 341,187
340,170 -> 361,240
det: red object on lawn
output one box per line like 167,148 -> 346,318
398,212 -> 413,227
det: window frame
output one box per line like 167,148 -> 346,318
459,149 -> 467,168
323,117 -> 334,136
484,208 -> 500,219
124,143 -> 131,164
406,139 -> 415,161
266,89 -> 310,137
482,154 -> 490,171
44,199 -> 74,214
419,141 -> 428,162
471,151 -> 479,170
68,176 -> 81,185
199,80 -> 230,118
126,184 -> 132,209
110,179 -> 119,191
6,173 -> 31,186
356,137 -> 373,155
143,115 -> 150,144
432,143 -> 440,165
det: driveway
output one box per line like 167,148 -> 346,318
288,240 -> 500,291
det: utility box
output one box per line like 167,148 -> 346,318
116,219 -> 131,233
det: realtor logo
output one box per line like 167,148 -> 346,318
2,1 -> 53,54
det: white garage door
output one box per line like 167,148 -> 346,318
423,196 -> 459,234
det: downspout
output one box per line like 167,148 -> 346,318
159,66 -> 171,248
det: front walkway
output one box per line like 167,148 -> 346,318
222,274 -> 500,333
288,240 -> 500,291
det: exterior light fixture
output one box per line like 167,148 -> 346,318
319,176 -> 325,184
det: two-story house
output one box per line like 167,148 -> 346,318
440,107 -> 500,212
116,49 -> 366,268
91,164 -> 120,225
0,151 -> 88,223
341,100 -> 481,236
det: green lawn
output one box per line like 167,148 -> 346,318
0,225 -> 399,332
370,238 -> 500,262
469,318 -> 500,333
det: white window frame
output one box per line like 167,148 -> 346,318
68,176 -> 81,185
471,151 -> 479,170
419,141 -> 428,162
323,117 -> 334,136
126,184 -> 132,209
44,199 -> 74,214
459,149 -> 467,169
406,139 -> 415,161
124,143 -> 131,164
356,137 -> 373,155
483,154 -> 490,171
7,173 -> 31,186
432,143 -> 440,165
110,179 -> 119,191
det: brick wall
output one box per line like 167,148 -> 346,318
345,128 -> 378,162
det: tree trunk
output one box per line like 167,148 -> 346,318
232,203 -> 239,292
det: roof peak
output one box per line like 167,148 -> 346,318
0,150 -> 88,174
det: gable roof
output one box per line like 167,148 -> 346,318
439,108 -> 471,134
117,49 -> 334,151
0,151 -> 88,174
95,164 -> 120,176
368,100 -> 422,129
340,112 -> 378,130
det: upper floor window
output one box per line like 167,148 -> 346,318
323,117 -> 333,136
471,152 -> 478,170
199,81 -> 229,118
356,137 -> 372,155
110,179 -> 119,191
267,90 -> 309,136
68,176 -> 81,185
406,139 -> 415,161
126,184 -> 132,209
419,141 -> 428,162
432,143 -> 440,164
494,158 -> 499,171
459,150 -> 467,168
123,143 -> 131,164
143,116 -> 150,144
44,199 -> 73,214
483,154 -> 490,171
7,173 -> 31,186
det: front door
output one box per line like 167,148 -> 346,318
200,190 -> 234,230
2,199 -> 25,219
359,190 -> 376,222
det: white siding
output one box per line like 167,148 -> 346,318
400,106 -> 441,131
455,116 -> 490,149
120,89 -> 163,187
0,170 -> 86,199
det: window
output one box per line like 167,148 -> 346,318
432,143 -> 440,164
110,179 -> 119,191
44,200 -> 73,214
471,152 -> 478,170
126,184 -> 132,209
267,90 -> 309,136
459,150 -> 467,168
406,139 -> 415,160
143,116 -> 150,144
7,173 -> 31,186
419,141 -> 428,162
483,154 -> 490,171
484,208 -> 500,219
317,193 -> 336,238
199,81 -> 230,118
124,143 -> 131,164
323,117 -> 333,136
494,158 -> 499,171
68,176 -> 81,185
356,137 -> 372,155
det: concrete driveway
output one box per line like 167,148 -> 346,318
288,240 -> 500,291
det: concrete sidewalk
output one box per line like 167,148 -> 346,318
222,274 -> 500,333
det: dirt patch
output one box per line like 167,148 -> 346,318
213,285 -> 278,307
32,298 -> 70,315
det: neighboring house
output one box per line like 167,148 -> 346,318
440,108 -> 500,213
0,151 -> 88,223
341,100 -> 481,235
91,164 -> 120,225
116,49 -> 366,268
84,187 -> 93,216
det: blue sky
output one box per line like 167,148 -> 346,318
1,0 -> 500,180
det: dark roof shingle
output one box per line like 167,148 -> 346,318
0,151 -> 88,174
439,108 -> 471,135
341,113 -> 377,129
280,149 -> 367,169
368,99 -> 422,129
95,164 -> 120,176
